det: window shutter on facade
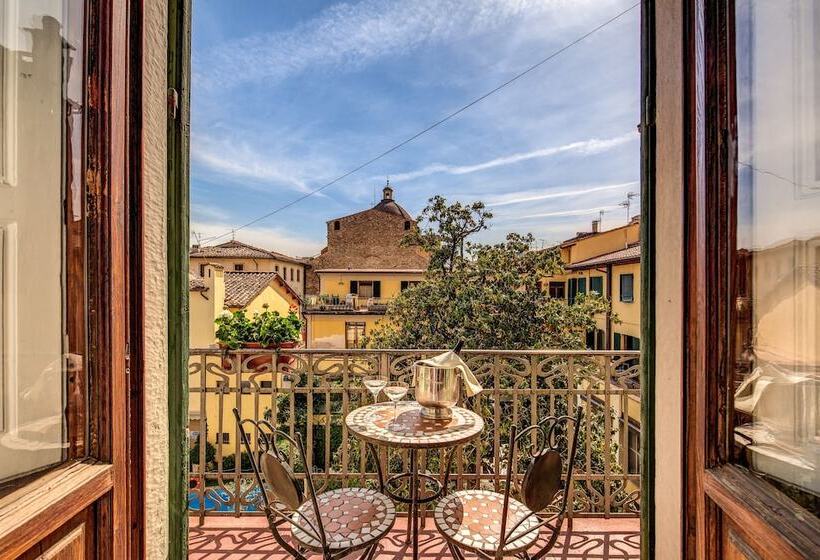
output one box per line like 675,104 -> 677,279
373,281 -> 381,298
614,333 -> 622,350
350,280 -> 358,295
590,276 -> 603,294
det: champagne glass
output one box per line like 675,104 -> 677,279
363,376 -> 387,404
383,381 -> 409,419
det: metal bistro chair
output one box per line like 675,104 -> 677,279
233,408 -> 396,560
433,409 -> 583,560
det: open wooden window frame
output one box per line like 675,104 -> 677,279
0,0 -> 145,557
683,1 -> 820,558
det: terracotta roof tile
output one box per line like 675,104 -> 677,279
190,240 -> 305,264
566,243 -> 641,270
224,271 -> 300,308
189,275 -> 207,291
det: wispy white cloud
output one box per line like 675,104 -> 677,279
483,181 -> 637,207
388,133 -> 637,182
191,133 -> 332,195
195,0 -> 612,90
517,204 -> 622,220
191,220 -> 324,259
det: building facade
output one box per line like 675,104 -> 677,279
188,263 -> 301,450
543,217 -> 642,351
190,240 -> 307,295
304,184 -> 429,348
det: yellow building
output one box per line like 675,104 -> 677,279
190,239 -> 307,296
544,217 -> 641,351
304,184 -> 429,348
188,264 -> 302,453
543,217 -> 643,478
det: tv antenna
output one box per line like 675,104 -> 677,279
619,191 -> 639,221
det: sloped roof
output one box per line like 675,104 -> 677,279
189,274 -> 207,291
190,240 -> 305,264
223,271 -> 301,308
371,198 -> 413,220
329,195 -> 413,223
566,243 -> 641,270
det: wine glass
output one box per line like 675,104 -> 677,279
382,381 -> 409,418
363,376 -> 387,404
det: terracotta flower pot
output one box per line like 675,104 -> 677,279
221,341 -> 298,370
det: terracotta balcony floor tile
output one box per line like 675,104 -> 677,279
188,515 -> 640,559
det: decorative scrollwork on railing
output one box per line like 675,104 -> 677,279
186,348 -> 641,520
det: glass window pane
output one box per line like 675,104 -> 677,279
0,1 -> 84,483
734,0 -> 819,515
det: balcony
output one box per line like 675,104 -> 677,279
303,295 -> 392,314
187,348 -> 641,557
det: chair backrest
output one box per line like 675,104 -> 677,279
232,408 -> 327,552
497,408 -> 583,558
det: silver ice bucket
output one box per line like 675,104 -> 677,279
413,363 -> 461,419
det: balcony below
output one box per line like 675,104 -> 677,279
189,515 -> 640,559
303,294 -> 392,314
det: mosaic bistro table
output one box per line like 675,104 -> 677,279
345,402 -> 484,560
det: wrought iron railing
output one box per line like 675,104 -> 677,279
187,348 -> 641,523
303,295 -> 392,313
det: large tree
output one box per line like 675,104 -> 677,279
366,196 -> 611,350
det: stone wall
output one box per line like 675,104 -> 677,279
306,206 -> 429,294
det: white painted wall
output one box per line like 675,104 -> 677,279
654,1 -> 683,558
142,0 -> 169,556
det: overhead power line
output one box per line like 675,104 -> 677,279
199,1 -> 642,245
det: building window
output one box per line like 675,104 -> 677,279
217,433 -> 230,444
548,281 -> 566,299
619,273 -> 634,302
296,269 -> 300,282
199,263 -> 206,276
275,265 -> 279,272
290,268 -> 294,281
628,424 -> 641,474
614,333 -> 621,351
351,280 -> 380,298
590,276 -> 603,295
585,330 -> 596,349
345,322 -> 366,348
404,220 -> 411,230
624,335 -> 640,351
240,381 -> 251,394
401,280 -> 420,291
596,329 -> 605,350
334,220 -> 340,230
567,277 -> 586,304
260,380 -> 273,389
234,263 -> 244,271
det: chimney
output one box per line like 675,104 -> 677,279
591,219 -> 600,233
382,180 -> 393,201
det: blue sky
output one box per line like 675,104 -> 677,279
190,0 -> 641,257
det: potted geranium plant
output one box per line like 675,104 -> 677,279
215,305 -> 303,370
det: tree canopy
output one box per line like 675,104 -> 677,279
365,196 -> 611,350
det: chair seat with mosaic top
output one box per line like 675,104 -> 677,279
433,410 -> 583,560
233,408 -> 396,560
